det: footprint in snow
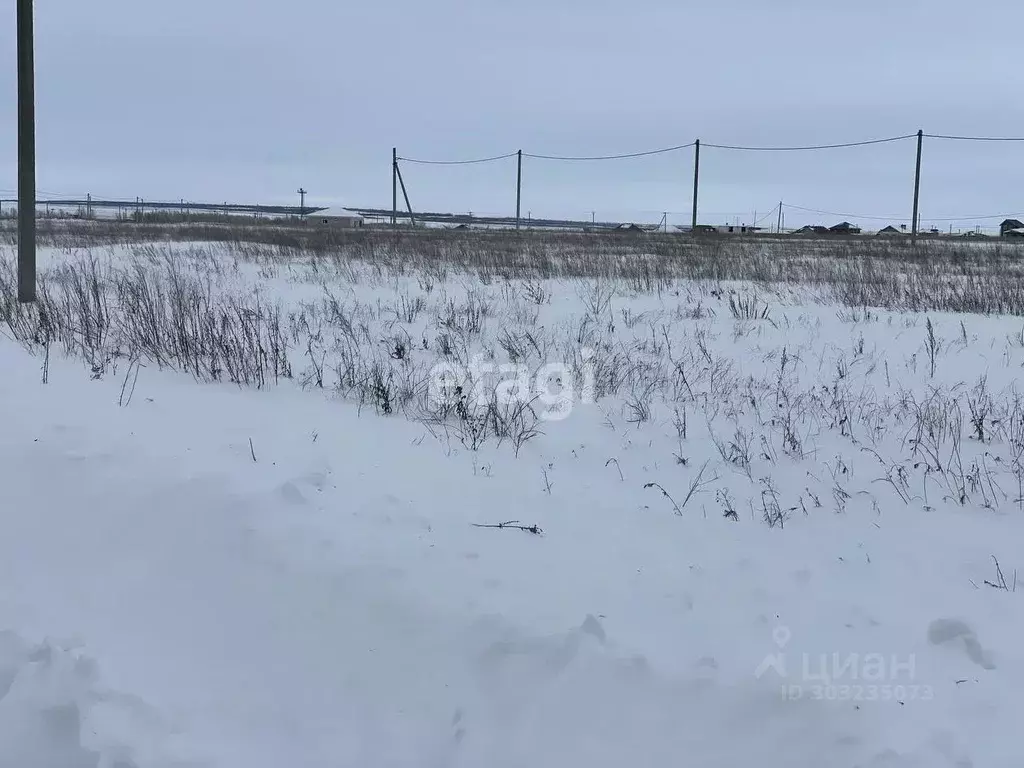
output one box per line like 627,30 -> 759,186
927,619 -> 996,670
277,480 -> 307,506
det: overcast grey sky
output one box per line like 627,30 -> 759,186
3,0 -> 1024,229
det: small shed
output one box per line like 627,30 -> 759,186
307,207 -> 365,228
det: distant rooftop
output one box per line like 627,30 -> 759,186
307,207 -> 362,218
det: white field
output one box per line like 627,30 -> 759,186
1,241 -> 1023,767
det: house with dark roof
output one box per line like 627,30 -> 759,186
829,221 -> 862,235
1000,219 -> 1024,237
876,225 -> 903,236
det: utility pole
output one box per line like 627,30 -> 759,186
297,187 -> 307,217
17,0 -> 36,302
776,201 -> 783,234
691,139 -> 700,233
515,150 -> 522,230
394,162 -> 416,227
392,148 -> 398,228
911,129 -> 923,246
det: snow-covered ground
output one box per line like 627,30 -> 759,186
1,241 -> 1022,767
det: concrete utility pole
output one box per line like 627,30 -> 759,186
17,0 -> 36,302
691,140 -> 700,232
515,150 -> 522,230
394,162 -> 416,227
297,188 -> 307,217
392,148 -> 398,228
911,129 -> 923,246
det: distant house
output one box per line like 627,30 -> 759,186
1000,219 -> 1024,237
306,207 -> 365,229
876,225 -> 903,236
829,221 -> 862,235
792,225 -> 830,235
705,224 -> 762,234
1005,228 -> 1024,239
613,223 -> 645,233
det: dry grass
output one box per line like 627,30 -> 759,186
5,229 -> 1024,526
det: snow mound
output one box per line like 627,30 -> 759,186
0,632 -> 187,768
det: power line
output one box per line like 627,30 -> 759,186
523,142 -> 696,161
784,202 -> 1024,224
703,134 -> 918,152
925,134 -> 1024,142
754,205 -> 780,226
399,133 -> 921,166
783,203 -> 905,221
633,208 -> 771,217
396,152 -> 518,165
393,130 -> 1024,165
915,212 -> 1024,223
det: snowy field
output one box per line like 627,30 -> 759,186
1,238 -> 1023,767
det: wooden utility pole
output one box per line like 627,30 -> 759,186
515,150 -> 522,230
911,129 -> 923,246
392,148 -> 398,228
297,188 -> 307,217
691,139 -> 700,233
776,201 -> 783,234
17,0 -> 36,302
